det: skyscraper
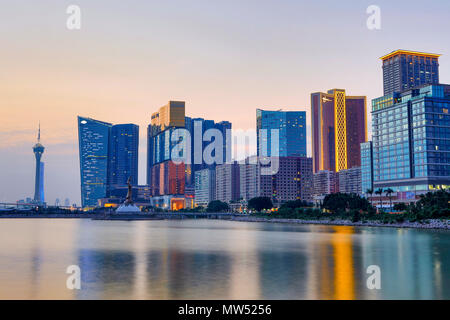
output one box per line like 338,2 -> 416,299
184,117 -> 232,174
337,167 -> 362,195
360,141 -> 374,194
78,117 -> 140,207
256,109 -> 307,157
78,116 -> 112,207
194,168 -> 216,207
372,84 -> 450,200
371,49 -> 450,203
311,89 -> 367,173
239,156 -> 261,201
215,161 -> 240,203
147,101 -> 186,186
32,123 -> 45,204
381,50 -> 440,96
147,101 -> 232,203
313,170 -> 338,199
109,124 -> 139,190
147,101 -> 187,199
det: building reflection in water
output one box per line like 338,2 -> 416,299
0,219 -> 448,299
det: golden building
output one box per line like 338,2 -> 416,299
311,89 -> 367,173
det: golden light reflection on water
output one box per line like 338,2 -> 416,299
0,220 -> 447,300
331,226 -> 355,300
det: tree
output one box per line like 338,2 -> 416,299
366,188 -> 373,206
322,193 -> 370,213
280,199 -> 311,209
375,188 -> 383,211
393,203 -> 407,212
385,188 -> 394,212
207,200 -> 229,212
248,197 -> 273,212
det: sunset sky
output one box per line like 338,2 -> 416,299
1,0 -> 450,205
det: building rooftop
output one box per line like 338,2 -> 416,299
380,49 -> 441,61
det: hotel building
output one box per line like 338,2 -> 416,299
371,83 -> 450,199
382,49 -> 440,96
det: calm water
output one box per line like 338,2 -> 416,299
0,219 -> 448,300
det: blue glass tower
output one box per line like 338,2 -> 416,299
360,141 -> 373,194
78,116 -> 112,207
109,124 -> 139,190
372,84 -> 450,198
256,109 -> 307,157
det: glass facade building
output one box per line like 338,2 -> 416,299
194,168 -> 216,207
256,109 -> 307,157
360,141 -> 373,194
381,50 -> 440,96
147,101 -> 232,197
372,84 -> 450,196
108,124 -> 139,190
78,116 -> 112,207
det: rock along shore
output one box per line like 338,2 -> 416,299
231,216 -> 450,230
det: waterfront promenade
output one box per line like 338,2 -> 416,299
0,210 -> 448,230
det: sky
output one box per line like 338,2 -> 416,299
1,0 -> 450,205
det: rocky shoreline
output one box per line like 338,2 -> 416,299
1,212 -> 449,230
231,216 -> 450,230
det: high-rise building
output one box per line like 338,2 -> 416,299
361,141 -> 374,194
337,167 -> 362,195
33,124 -> 45,204
147,101 -> 232,202
313,170 -> 338,198
260,157 -> 313,204
311,89 -> 367,173
184,117 -> 232,177
381,50 -> 440,96
147,101 -> 186,186
256,109 -> 307,157
194,168 -> 216,207
215,162 -> 240,203
78,116 -> 112,207
109,124 -> 139,190
239,156 -> 261,201
372,83 -> 450,200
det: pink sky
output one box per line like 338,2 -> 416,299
1,0 -> 449,205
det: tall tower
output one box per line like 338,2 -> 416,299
311,89 -> 367,173
256,109 -> 307,158
381,50 -> 440,96
33,123 -> 45,203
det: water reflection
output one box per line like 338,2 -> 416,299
0,219 -> 448,299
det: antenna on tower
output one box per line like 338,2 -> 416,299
38,122 -> 41,142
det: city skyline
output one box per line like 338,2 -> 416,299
2,0 -> 450,205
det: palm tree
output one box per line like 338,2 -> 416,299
385,188 -> 394,212
366,188 -> 373,206
375,188 -> 384,212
